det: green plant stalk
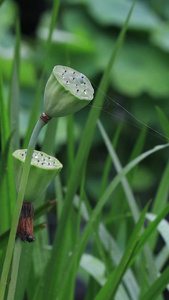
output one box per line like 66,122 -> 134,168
7,239 -> 22,300
0,117 -> 47,300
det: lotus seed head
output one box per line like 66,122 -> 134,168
12,149 -> 63,203
44,65 -> 94,118
13,149 -> 63,170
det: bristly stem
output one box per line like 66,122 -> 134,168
0,115 -> 49,300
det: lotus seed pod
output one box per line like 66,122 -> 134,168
12,149 -> 63,202
44,65 -> 94,117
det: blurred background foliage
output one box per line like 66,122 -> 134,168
0,0 -> 169,202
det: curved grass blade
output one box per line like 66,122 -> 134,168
99,123 -> 123,198
94,203 -> 149,300
146,213 -> 169,250
97,120 -> 166,288
128,202 -> 169,268
56,143 -> 169,300
73,196 -> 140,300
149,162 -> 169,250
140,265 -> 169,300
97,119 -> 140,222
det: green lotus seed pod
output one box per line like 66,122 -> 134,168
44,65 -> 94,117
12,149 -> 63,202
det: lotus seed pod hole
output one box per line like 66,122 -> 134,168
78,75 -> 85,84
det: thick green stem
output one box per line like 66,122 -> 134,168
7,239 -> 22,300
0,117 -> 47,300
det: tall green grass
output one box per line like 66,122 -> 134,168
1,0 -> 169,299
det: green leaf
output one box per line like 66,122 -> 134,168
112,42 -> 169,97
151,23 -> 169,53
95,36 -> 169,98
87,0 -> 161,31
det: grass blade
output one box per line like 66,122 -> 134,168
7,240 -> 22,300
0,76 -> 16,232
146,213 -> 169,251
56,143 -> 169,300
97,120 -> 163,288
73,196 -> 140,299
129,202 -> 169,267
94,203 -> 149,300
152,162 -> 169,213
80,253 -> 107,286
149,162 -> 169,250
140,265 -> 169,300
8,20 -> 20,152
98,124 -> 123,198
97,119 -> 140,222
156,106 -> 169,142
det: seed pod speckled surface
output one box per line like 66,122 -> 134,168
44,65 -> 94,117
12,149 -> 63,202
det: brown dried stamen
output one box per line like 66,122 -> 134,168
16,202 -> 35,242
